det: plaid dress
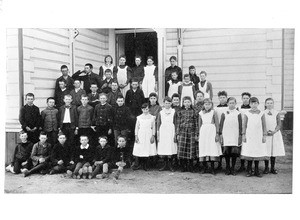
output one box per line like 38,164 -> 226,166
176,107 -> 198,159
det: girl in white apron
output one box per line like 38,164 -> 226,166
115,55 -> 132,98
198,71 -> 212,99
142,56 -> 158,99
99,55 -> 115,80
178,74 -> 196,106
167,72 -> 181,98
263,98 -> 285,174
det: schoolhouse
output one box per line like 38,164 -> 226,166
5,28 -> 294,164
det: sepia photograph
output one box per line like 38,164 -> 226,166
3,27 -> 294,194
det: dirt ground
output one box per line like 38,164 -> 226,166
4,131 -> 293,194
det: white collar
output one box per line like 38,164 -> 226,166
80,144 -> 89,149
61,88 -> 66,91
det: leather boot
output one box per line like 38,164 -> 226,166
159,157 -> 168,171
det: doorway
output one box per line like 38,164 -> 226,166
116,31 -> 158,68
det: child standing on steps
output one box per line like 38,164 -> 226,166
141,56 -> 158,102
157,97 -> 177,172
198,98 -> 222,175
132,103 -> 157,171
219,97 -> 242,175
178,74 -> 196,106
241,97 -> 268,178
263,98 -> 285,174
166,71 -> 181,99
176,96 -> 198,172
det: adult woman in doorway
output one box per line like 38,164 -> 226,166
99,55 -> 116,80
164,56 -> 182,96
114,55 -> 132,98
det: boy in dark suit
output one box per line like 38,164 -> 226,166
125,78 -> 145,117
87,83 -> 100,108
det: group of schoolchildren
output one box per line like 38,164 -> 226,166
6,54 -> 286,180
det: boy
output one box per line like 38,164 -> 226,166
49,132 -> 75,174
58,94 -> 78,147
198,71 -> 213,99
77,95 -> 94,145
6,131 -> 33,174
107,80 -> 123,108
100,69 -> 114,94
69,135 -> 95,179
215,90 -> 229,171
113,95 -> 131,144
92,93 -> 113,143
19,93 -> 42,143
112,135 -> 130,180
55,65 -> 74,93
41,97 -> 58,146
87,83 -> 100,108
24,132 -> 52,177
70,80 -> 86,107
178,74 -> 196,106
91,136 -> 113,179
54,79 -> 71,109
125,78 -> 145,117
189,65 -> 200,89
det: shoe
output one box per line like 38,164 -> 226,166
169,162 -> 175,172
132,164 -> 141,170
66,170 -> 73,178
101,173 -> 108,179
96,174 -> 102,179
238,166 -> 245,172
231,168 -> 237,176
88,174 -> 92,179
76,175 -> 81,179
6,164 -> 14,173
77,168 -> 83,179
49,170 -> 55,175
263,167 -> 269,174
23,170 -> 29,177
21,168 -> 28,174
113,170 -> 121,180
82,167 -> 87,179
40,170 -> 48,175
246,171 -> 252,177
270,169 -> 278,174
254,171 -> 263,178
159,161 -> 167,171
211,169 -> 216,175
225,167 -> 231,175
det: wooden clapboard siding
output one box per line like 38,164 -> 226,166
74,28 -> 109,72
5,132 -> 19,165
283,29 -> 294,111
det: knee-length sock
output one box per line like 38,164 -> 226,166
247,161 -> 253,172
270,157 -> 276,170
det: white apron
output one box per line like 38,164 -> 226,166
142,65 -> 156,98
157,108 -> 177,155
198,81 -> 210,99
168,81 -> 181,98
180,84 -> 194,106
117,66 -> 130,98
222,109 -> 240,146
264,109 -> 285,157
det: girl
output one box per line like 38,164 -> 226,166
176,96 -> 198,172
132,103 -> 157,171
148,92 -> 162,120
198,98 -> 222,175
219,97 -> 242,175
166,71 -> 182,98
194,90 -> 205,115
141,56 -> 158,101
99,55 -> 116,80
114,55 -> 132,98
178,74 -> 196,106
157,97 -> 177,171
241,97 -> 267,178
263,98 -> 285,174
198,71 -> 213,99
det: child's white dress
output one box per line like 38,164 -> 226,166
157,108 -> 177,155
241,111 -> 267,159
117,66 -> 130,98
264,109 -> 285,157
198,110 -> 222,161
222,109 -> 240,146
180,83 -> 194,106
198,81 -> 210,99
142,65 -> 156,98
168,81 -> 181,98
133,115 -> 157,157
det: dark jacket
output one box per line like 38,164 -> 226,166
19,104 -> 42,131
41,107 -> 59,132
131,65 -> 145,84
70,88 -> 86,106
88,92 -> 100,108
73,144 -> 96,164
31,142 -> 52,166
113,105 -> 131,130
77,104 -> 94,128
107,90 -> 123,108
11,141 -> 33,164
125,88 -> 145,117
114,144 -> 130,163
54,88 -> 71,109
72,71 -> 102,94
50,142 -> 72,166
92,103 -> 113,127
94,144 -> 112,164
99,78 -> 113,94
55,75 -> 74,92
58,105 -> 78,129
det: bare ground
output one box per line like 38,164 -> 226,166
4,131 -> 293,194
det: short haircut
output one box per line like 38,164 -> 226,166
218,91 -> 228,97
135,55 -> 142,60
85,63 -> 93,69
119,55 -> 126,60
227,97 -> 237,103
147,56 -> 154,61
60,65 -> 68,70
163,96 -> 172,103
250,97 -> 259,104
58,79 -> 67,84
241,92 -> 251,98
183,73 -> 190,78
141,103 -> 149,109
19,130 -> 27,135
200,71 -> 207,76
203,98 -> 213,104
57,132 -> 66,138
195,90 -> 204,97
81,94 -> 88,99
149,92 -> 158,99
64,94 -> 72,99
131,78 -> 139,83
265,97 -> 274,103
90,83 -> 98,87
47,97 -> 55,103
25,93 -> 35,98
111,80 -> 118,85
189,65 -> 196,70
171,93 -> 180,100
182,96 -> 192,102
80,135 -> 89,140
105,69 -> 112,74
169,56 -> 177,61
104,55 -> 113,64
117,135 -> 127,141
171,71 -> 178,76
40,131 -> 47,137
74,79 -> 81,83
98,136 -> 108,141
99,93 -> 107,98
117,95 -> 124,100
